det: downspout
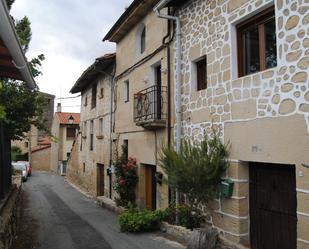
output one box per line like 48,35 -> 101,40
154,0 -> 181,223
93,62 -> 115,199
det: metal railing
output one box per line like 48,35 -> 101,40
133,85 -> 167,125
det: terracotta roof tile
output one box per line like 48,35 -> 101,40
55,112 -> 80,125
38,136 -> 51,145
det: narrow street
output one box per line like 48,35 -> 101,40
12,171 -> 185,249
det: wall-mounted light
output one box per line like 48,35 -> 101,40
68,115 -> 74,124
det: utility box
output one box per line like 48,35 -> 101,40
220,178 -> 234,198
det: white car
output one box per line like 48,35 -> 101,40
12,162 -> 28,182
17,161 -> 32,176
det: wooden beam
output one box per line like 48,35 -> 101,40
0,65 -> 23,80
0,59 -> 14,68
0,45 -> 10,57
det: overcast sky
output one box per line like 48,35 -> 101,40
11,0 -> 133,113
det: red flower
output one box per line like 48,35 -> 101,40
119,178 -> 126,186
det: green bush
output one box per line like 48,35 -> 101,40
118,204 -> 204,232
177,205 -> 204,229
118,204 -> 166,233
160,205 -> 204,230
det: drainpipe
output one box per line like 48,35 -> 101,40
93,63 -> 115,199
154,0 -> 181,224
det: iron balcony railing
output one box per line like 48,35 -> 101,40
133,85 -> 167,128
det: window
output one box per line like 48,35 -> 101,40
67,152 -> 71,159
80,135 -> 83,151
237,7 -> 276,77
84,95 -> 88,106
124,80 -> 129,102
99,88 -> 104,99
90,120 -> 94,151
25,142 -> 29,148
196,57 -> 207,91
91,84 -> 97,109
140,26 -> 146,54
66,127 -> 76,139
83,121 -> 87,137
99,118 -> 103,136
83,163 -> 86,173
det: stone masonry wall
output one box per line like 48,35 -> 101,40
176,0 -> 309,247
0,177 -> 22,249
177,0 -> 309,140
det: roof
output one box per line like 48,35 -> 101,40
0,1 -> 35,88
37,136 -> 51,146
31,136 -> 51,153
103,0 -> 160,42
31,144 -> 50,153
70,53 -> 115,94
55,112 -> 80,125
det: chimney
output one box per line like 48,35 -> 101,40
56,103 -> 61,112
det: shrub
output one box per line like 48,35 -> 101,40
118,205 -> 164,232
160,205 -> 204,230
159,128 -> 230,207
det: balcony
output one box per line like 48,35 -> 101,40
134,85 -> 167,129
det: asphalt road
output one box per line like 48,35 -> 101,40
17,171 -> 185,249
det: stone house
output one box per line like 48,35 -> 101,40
50,110 -> 80,174
103,0 -> 172,210
158,0 -> 309,248
67,54 -> 115,196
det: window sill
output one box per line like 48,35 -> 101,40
234,67 -> 277,81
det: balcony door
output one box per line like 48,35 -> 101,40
154,65 -> 161,120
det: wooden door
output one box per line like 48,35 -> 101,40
97,164 -> 104,196
144,165 -> 156,210
249,163 -> 297,249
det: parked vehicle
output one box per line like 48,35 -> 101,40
17,161 -> 32,176
12,162 -> 28,182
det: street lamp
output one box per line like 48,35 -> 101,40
68,115 -> 74,125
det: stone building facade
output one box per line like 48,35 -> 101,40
68,54 -> 115,196
103,0 -> 172,210
170,0 -> 309,248
50,112 -> 80,174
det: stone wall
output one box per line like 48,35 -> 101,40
0,177 -> 22,249
31,146 -> 51,171
70,70 -> 113,197
176,0 -> 309,247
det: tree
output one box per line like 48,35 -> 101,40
0,80 -> 49,140
11,145 -> 22,161
0,0 -> 47,140
159,129 -> 230,208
